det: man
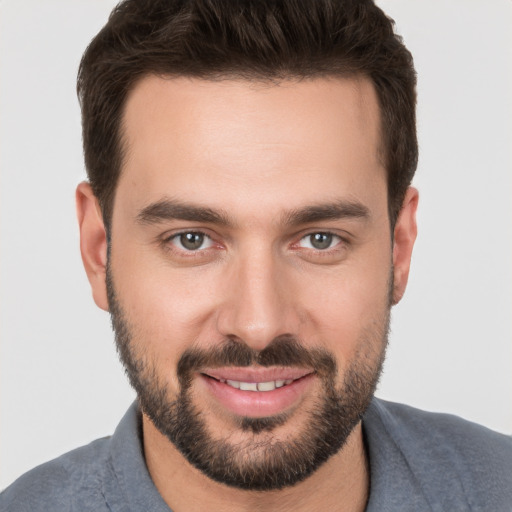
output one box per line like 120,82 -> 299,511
1,0 -> 511,510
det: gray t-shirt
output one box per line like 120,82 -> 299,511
2,399 -> 511,511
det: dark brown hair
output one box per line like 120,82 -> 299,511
77,0 -> 417,230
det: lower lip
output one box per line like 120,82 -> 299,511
200,373 -> 315,418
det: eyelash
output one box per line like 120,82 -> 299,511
163,230 -> 217,256
296,232 -> 343,251
161,230 -> 349,260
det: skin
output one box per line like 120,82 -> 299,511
77,76 -> 418,511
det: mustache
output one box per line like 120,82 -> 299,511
177,335 -> 337,385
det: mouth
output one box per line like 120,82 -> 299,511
212,378 -> 295,392
199,367 -> 316,418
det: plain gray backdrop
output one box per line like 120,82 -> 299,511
1,0 -> 511,489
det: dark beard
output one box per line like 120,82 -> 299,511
106,266 -> 388,490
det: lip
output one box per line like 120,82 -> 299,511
199,367 -> 316,418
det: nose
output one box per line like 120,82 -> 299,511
216,247 -> 300,351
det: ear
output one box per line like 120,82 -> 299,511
76,182 -> 109,311
392,187 -> 419,305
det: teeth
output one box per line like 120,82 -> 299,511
221,379 -> 295,391
257,381 -> 276,392
239,382 -> 258,391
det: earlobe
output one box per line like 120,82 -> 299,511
392,187 -> 419,305
76,182 -> 109,311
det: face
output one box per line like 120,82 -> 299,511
78,75 -> 417,490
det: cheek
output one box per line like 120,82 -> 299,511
297,257 -> 391,360
112,251 -> 221,357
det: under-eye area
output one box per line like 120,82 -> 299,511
291,230 -> 352,264
158,229 -> 222,263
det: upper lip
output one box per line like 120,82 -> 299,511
201,367 -> 314,383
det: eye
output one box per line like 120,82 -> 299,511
298,232 -> 341,250
170,231 -> 214,251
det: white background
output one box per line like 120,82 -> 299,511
1,0 -> 511,490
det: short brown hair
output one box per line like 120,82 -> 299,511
78,0 -> 417,229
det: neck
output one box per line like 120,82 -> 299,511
142,414 -> 369,512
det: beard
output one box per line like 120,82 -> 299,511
106,266 -> 389,491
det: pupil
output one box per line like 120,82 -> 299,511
181,232 -> 203,250
311,233 -> 332,250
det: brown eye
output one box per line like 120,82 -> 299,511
299,232 -> 338,250
171,232 -> 212,251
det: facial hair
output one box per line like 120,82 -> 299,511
106,266 -> 389,491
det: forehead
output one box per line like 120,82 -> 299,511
116,75 -> 386,221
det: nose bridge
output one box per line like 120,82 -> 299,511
217,243 -> 295,350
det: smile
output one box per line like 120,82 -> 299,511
200,368 -> 315,417
216,378 -> 294,392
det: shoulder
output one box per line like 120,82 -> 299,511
374,398 -> 512,463
0,437 -> 113,512
366,398 -> 512,509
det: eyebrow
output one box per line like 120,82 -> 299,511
136,198 -> 370,227
282,200 -> 370,226
136,199 -> 233,226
